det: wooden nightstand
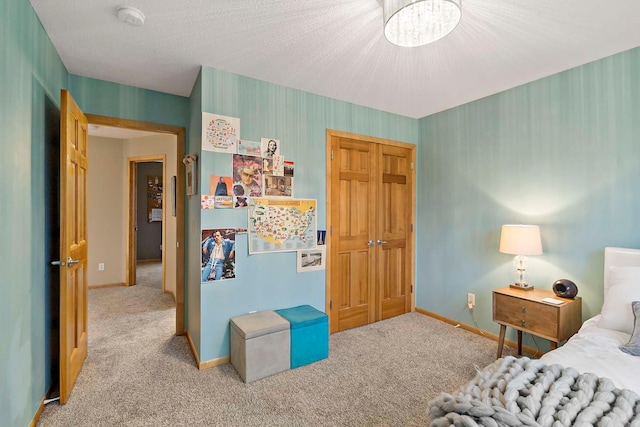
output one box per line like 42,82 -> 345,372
493,287 -> 582,359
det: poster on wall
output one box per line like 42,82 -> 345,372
284,161 -> 294,177
237,139 -> 261,157
234,196 -> 248,208
201,195 -> 233,209
261,138 -> 280,158
232,154 -> 263,198
248,198 -> 317,254
202,112 -> 239,153
263,175 -> 293,197
211,175 -> 232,196
201,228 -> 236,282
297,246 -> 326,273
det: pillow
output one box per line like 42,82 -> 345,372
598,266 -> 640,335
620,301 -> 640,356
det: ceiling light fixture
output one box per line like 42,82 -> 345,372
117,6 -> 145,27
383,0 -> 461,47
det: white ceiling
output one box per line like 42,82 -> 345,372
31,0 -> 640,119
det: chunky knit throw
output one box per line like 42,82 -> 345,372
429,356 -> 640,427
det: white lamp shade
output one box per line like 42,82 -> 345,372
499,225 -> 542,256
383,0 -> 462,47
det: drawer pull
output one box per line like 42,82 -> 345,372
521,319 -> 526,326
521,306 -> 526,312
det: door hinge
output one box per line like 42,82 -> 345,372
330,226 -> 332,235
331,150 -> 334,160
410,285 -> 413,293
411,224 -> 413,232
330,300 -> 332,310
411,162 -> 414,170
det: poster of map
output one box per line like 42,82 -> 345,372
248,198 -> 317,254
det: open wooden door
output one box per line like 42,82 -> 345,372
58,90 -> 89,404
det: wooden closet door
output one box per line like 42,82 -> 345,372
330,136 -> 377,332
328,130 -> 414,333
377,144 -> 413,320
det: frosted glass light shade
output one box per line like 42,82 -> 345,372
383,0 -> 462,47
499,225 -> 543,256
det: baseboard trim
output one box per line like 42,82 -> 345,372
29,396 -> 45,427
186,330 -> 230,370
199,355 -> 230,370
186,330 -> 200,367
88,282 -> 126,289
164,288 -> 176,302
415,307 -> 539,357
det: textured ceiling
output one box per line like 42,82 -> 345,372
31,0 -> 640,118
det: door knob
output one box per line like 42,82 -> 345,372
67,257 -> 80,265
368,240 -> 375,247
51,260 -> 66,266
377,240 -> 387,245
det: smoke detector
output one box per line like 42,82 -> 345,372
117,6 -> 145,26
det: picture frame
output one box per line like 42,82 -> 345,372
171,175 -> 176,217
296,246 -> 326,273
184,154 -> 197,196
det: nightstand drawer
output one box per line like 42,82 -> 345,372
493,293 -> 557,338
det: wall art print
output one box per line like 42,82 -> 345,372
202,112 -> 240,153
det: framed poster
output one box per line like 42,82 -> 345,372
297,246 -> 326,273
184,154 -> 197,196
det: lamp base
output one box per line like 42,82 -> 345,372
510,283 -> 535,291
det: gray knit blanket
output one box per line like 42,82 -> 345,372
429,356 -> 640,426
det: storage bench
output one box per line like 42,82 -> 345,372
275,305 -> 329,368
229,310 -> 290,383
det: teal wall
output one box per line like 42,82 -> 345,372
1,0 -> 67,425
418,46 -> 640,348
68,75 -> 190,128
196,66 -> 419,362
0,2 -> 190,424
5,0 -> 640,423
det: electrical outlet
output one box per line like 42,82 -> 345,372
98,263 -> 105,271
467,293 -> 475,309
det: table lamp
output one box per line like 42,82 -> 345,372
499,224 -> 542,290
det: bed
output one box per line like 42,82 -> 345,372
429,247 -> 640,426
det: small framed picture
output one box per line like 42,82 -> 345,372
184,155 -> 197,196
296,246 -> 326,273
171,175 -> 177,217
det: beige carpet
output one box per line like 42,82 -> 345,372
39,265 -> 509,426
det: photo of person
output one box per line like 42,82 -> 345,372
211,175 -> 232,196
232,154 -> 262,197
261,138 -> 280,158
234,196 -> 248,208
201,228 -> 236,282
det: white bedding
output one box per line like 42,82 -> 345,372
540,314 -> 640,395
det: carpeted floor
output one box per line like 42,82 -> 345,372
39,264 -> 508,426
